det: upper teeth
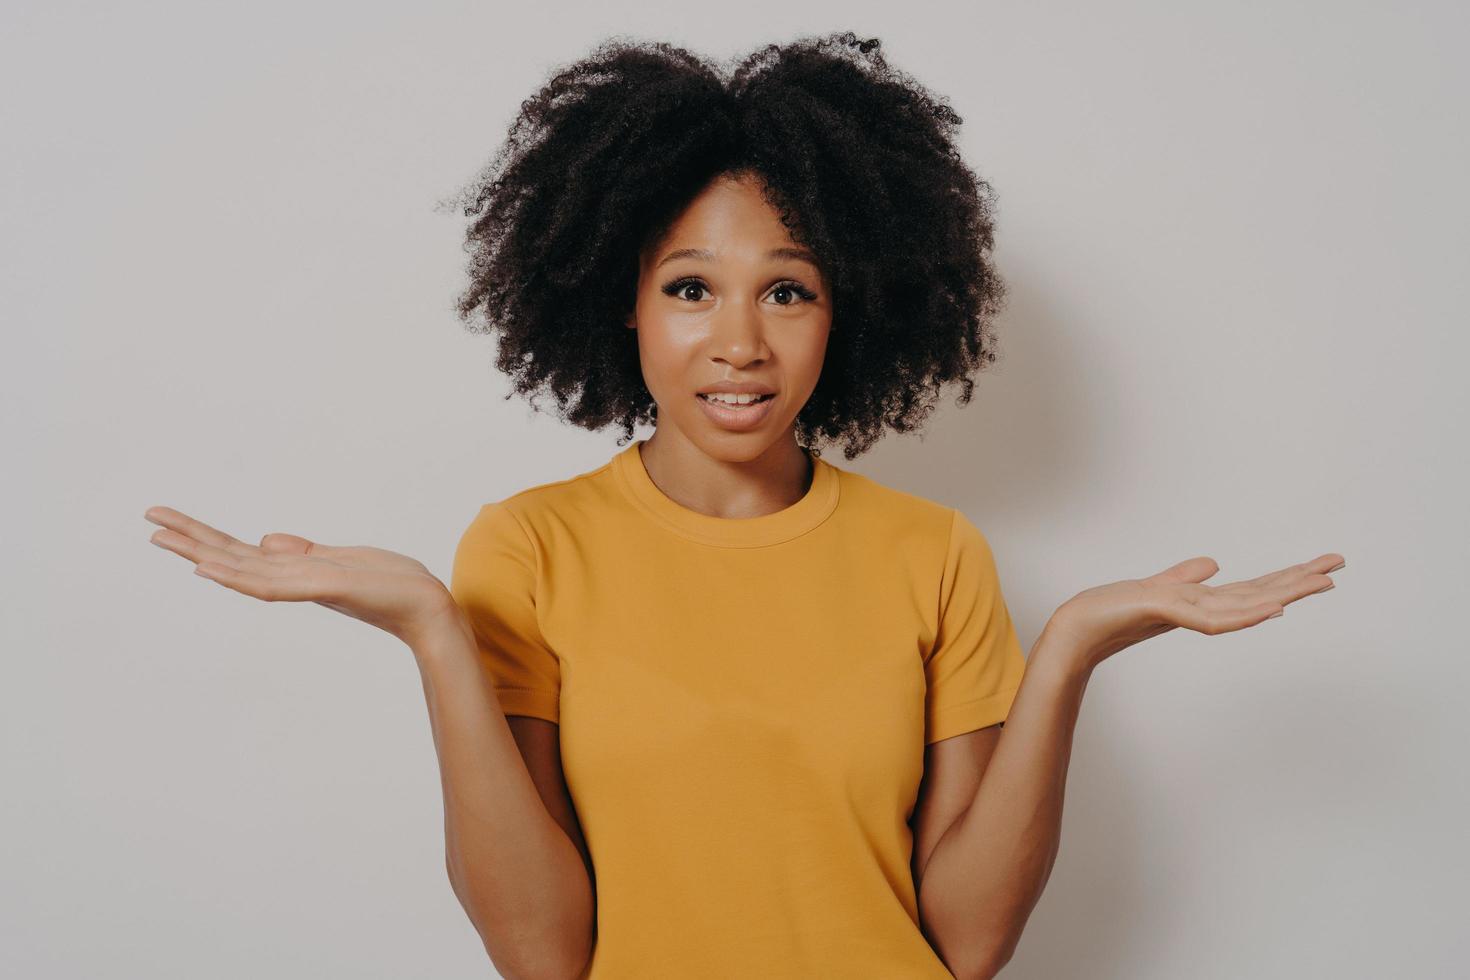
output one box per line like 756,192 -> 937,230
703,392 -> 766,405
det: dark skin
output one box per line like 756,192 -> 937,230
142,168 -> 1344,979
623,169 -> 833,519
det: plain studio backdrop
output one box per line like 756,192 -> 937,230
4,1 -> 1465,977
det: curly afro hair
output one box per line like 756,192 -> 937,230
440,30 -> 1007,461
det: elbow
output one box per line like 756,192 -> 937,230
470,910 -> 593,980
951,952 -> 1011,980
447,860 -> 595,980
949,931 -> 1020,980
483,942 -> 591,980
453,892 -> 592,980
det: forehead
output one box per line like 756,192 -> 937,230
654,244 -> 820,270
647,175 -> 817,269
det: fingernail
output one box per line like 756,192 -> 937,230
1267,610 -> 1284,619
1314,583 -> 1335,594
1328,561 -> 1345,572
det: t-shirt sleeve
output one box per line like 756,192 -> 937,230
448,501 -> 561,723
923,508 -> 1028,744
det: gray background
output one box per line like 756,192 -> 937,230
5,1 -> 1465,977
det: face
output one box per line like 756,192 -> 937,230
625,171 -> 833,462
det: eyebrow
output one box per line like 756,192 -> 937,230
654,246 -> 820,270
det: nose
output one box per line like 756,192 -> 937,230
707,294 -> 770,367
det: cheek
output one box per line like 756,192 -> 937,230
775,328 -> 831,392
635,320 -> 701,393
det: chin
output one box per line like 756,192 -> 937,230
668,413 -> 792,462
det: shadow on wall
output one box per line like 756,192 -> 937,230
862,267 -> 1417,976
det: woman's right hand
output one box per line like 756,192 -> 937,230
144,505 -> 465,649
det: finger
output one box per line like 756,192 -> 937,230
150,527 -> 277,571
258,531 -> 341,560
1220,553 -> 1345,592
1260,571 -> 1336,607
1149,556 -> 1221,585
1164,595 -> 1286,636
154,532 -> 325,593
1199,572 -> 1334,613
144,506 -> 260,559
194,558 -> 342,603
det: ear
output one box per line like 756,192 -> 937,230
623,312 -> 637,330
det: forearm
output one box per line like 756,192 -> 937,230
917,622 -> 1093,979
411,615 -> 594,980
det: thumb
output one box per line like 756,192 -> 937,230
1150,555 -> 1220,585
259,532 -> 325,557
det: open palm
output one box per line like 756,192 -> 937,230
1047,552 -> 1345,671
144,505 -> 461,647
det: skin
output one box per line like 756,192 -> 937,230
913,554 -> 1341,978
624,169 -> 832,519
141,167 -> 1345,979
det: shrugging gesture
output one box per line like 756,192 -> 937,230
917,549 -> 1344,975
1046,552 -> 1345,672
143,502 -> 600,977
143,505 -> 463,648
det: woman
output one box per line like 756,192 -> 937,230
144,31 -> 1343,980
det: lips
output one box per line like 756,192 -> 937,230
695,391 -> 778,431
697,393 -> 774,405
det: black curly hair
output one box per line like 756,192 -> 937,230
439,30 -> 1007,461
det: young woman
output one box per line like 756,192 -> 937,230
144,31 -> 1343,980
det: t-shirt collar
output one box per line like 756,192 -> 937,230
612,438 -> 840,548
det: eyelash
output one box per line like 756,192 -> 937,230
660,276 -> 819,306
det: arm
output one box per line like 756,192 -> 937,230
917,551 -> 1343,978
916,623 -> 1088,980
412,611 -> 595,980
141,505 -> 598,979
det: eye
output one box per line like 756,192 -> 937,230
658,277 -> 820,306
661,277 -> 710,303
768,280 -> 819,306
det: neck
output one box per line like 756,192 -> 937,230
638,429 -> 813,520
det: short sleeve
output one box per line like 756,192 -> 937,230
448,502 -> 561,723
923,508 -> 1028,744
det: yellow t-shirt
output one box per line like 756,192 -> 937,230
449,439 -> 1027,978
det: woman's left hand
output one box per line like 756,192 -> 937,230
1044,552 -> 1345,673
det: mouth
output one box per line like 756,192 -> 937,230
695,392 -> 777,430
696,393 -> 775,405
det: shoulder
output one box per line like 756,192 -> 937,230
453,455 -> 620,585
825,465 -> 967,587
831,464 -> 957,540
462,454 -> 625,556
498,455 -> 613,506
